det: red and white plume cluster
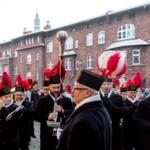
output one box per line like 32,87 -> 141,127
125,71 -> 142,88
98,51 -> 127,79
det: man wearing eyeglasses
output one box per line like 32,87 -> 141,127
57,70 -> 112,150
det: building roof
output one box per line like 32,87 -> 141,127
63,50 -> 76,57
106,38 -> 150,50
45,1 -> 150,33
1,2 -> 150,44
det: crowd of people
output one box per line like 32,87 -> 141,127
0,67 -> 150,150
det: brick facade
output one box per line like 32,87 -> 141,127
0,3 -> 150,88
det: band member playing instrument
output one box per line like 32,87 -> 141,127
36,64 -> 74,150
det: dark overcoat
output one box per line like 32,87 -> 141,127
100,92 -> 126,150
36,94 -> 74,150
57,100 -> 112,150
133,96 -> 150,150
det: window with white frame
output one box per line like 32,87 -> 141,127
37,36 -> 40,43
86,56 -> 93,69
36,72 -> 39,80
19,55 -> 22,63
26,39 -> 28,45
20,40 -> 23,47
31,38 -> 34,44
76,59 -> 82,70
132,49 -> 140,65
117,24 -> 135,40
86,33 -> 93,46
36,52 -> 40,61
14,51 -> 18,58
28,38 -> 31,45
65,58 -> 72,70
98,31 -> 105,44
75,40 -> 79,49
3,64 -> 8,72
6,50 -> 11,58
26,72 -> 31,78
76,59 -> 80,70
65,37 -> 73,50
47,42 -> 53,53
26,54 -> 32,64
2,51 -> 6,58
14,66 -> 18,75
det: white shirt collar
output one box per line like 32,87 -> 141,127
49,92 -> 61,102
127,96 -> 137,104
100,89 -> 112,98
15,98 -> 25,106
75,94 -> 100,110
5,100 -> 14,108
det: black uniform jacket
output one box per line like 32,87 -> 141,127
57,99 -> 112,150
18,98 -> 35,143
133,95 -> 150,150
0,102 -> 21,149
36,94 -> 74,132
100,92 -> 127,150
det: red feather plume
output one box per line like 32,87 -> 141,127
51,60 -> 66,80
43,68 -> 52,79
15,74 -> 23,86
126,79 -> 134,87
26,77 -> 33,86
1,72 -> 12,88
132,72 -> 142,87
21,80 -> 30,91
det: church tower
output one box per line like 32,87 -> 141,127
34,11 -> 40,31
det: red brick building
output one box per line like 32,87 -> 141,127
0,3 -> 150,88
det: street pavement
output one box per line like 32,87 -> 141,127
29,121 -> 40,150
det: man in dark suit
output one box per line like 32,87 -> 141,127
0,72 -> 21,150
14,84 -> 35,150
0,95 -> 20,150
36,74 -> 74,150
133,90 -> 150,150
123,85 -> 139,150
57,70 -> 112,150
99,77 -> 126,150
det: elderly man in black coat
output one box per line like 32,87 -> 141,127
57,70 -> 112,150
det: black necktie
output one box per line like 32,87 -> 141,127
104,93 -> 108,98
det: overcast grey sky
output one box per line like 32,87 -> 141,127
0,0 -> 150,42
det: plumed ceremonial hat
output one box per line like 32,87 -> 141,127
14,74 -> 29,92
0,72 -> 12,96
43,80 -> 50,87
